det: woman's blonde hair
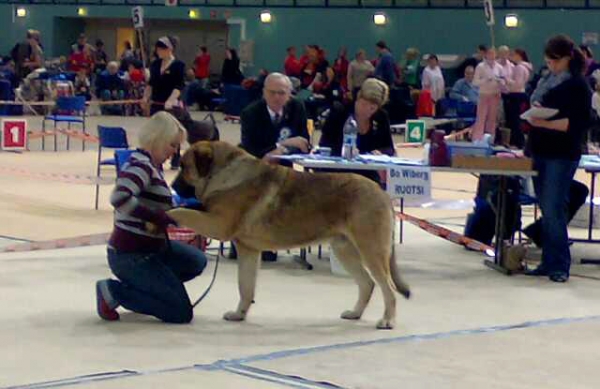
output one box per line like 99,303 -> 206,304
357,78 -> 389,108
138,111 -> 187,152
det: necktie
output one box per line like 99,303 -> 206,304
273,113 -> 281,125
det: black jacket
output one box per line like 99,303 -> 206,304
240,98 -> 309,158
319,102 -> 395,157
528,75 -> 591,161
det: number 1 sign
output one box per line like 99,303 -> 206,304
1,119 -> 27,151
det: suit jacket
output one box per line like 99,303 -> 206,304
240,98 -> 309,158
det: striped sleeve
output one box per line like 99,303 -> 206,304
110,161 -> 173,227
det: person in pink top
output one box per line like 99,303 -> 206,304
472,47 -> 505,141
504,48 -> 533,147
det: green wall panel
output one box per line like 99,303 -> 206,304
2,5 -> 600,76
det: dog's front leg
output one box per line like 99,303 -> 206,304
224,243 -> 260,322
167,208 -> 233,241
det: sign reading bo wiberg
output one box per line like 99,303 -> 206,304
387,166 -> 432,201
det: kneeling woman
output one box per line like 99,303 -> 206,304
96,111 -> 207,323
319,78 -> 394,182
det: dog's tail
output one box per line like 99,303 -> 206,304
390,244 -> 411,299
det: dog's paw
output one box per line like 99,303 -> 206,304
376,318 -> 395,330
341,310 -> 362,320
223,311 -> 246,322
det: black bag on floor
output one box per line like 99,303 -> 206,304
464,175 -> 522,245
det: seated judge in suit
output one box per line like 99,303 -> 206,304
241,72 -> 310,159
235,73 -> 309,262
319,78 -> 394,157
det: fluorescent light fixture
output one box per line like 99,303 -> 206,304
189,9 -> 199,19
16,7 -> 27,18
260,10 -> 272,24
374,13 -> 387,26
77,7 -> 88,16
505,14 -> 519,28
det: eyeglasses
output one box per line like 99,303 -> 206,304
265,89 -> 289,97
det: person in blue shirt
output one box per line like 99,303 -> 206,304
450,65 -> 479,104
374,41 -> 396,86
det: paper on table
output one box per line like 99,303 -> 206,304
520,107 -> 559,121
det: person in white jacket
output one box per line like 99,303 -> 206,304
421,54 -> 446,103
472,47 -> 505,141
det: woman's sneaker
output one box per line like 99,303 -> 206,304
96,280 -> 120,321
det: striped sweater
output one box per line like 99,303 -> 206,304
108,149 -> 174,253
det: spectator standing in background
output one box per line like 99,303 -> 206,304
194,46 -> 211,88
93,39 -> 108,75
284,46 -> 302,79
347,49 -> 375,100
504,48 -> 533,148
472,47 -> 504,141
333,47 -> 349,92
374,40 -> 396,86
421,54 -> 446,104
221,48 -> 244,85
401,47 -> 421,89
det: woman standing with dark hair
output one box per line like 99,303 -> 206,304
525,35 -> 591,282
142,36 -> 186,169
221,48 -> 244,85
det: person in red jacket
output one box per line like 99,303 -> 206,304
284,46 -> 302,78
193,46 -> 211,88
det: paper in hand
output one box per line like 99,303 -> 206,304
520,106 -> 559,122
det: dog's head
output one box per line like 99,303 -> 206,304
173,141 -> 246,199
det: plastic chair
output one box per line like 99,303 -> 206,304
95,126 -> 129,210
114,149 -> 135,174
42,96 -> 87,152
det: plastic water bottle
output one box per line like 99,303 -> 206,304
342,116 -> 358,160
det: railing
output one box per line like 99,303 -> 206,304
0,0 -> 597,9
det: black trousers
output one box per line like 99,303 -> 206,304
502,93 -> 529,149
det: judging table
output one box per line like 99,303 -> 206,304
576,157 -> 600,263
288,156 -> 537,275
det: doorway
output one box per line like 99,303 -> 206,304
116,27 -> 136,60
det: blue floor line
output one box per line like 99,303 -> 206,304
227,364 -> 345,389
4,314 -> 600,389
220,365 -> 311,389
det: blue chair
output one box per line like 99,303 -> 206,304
436,98 -> 458,119
223,85 -> 252,117
114,149 -> 136,174
42,96 -> 87,152
95,126 -> 129,210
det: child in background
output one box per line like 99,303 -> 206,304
74,68 -> 91,101
472,47 -> 505,141
126,61 -> 146,116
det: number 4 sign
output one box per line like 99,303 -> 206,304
1,119 -> 27,151
406,120 -> 426,144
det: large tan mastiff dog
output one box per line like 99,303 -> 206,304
166,141 -> 411,329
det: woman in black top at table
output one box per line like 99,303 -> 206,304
320,77 -> 395,157
525,35 -> 591,283
319,78 -> 394,184
143,36 -> 186,169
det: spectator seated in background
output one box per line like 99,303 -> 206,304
96,61 -> 126,115
74,68 -> 91,101
450,65 -> 479,104
126,60 -> 146,116
238,71 -> 309,263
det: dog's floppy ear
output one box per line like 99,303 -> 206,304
193,142 -> 214,177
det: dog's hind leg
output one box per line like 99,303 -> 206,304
330,237 -> 375,321
223,242 -> 260,322
354,239 -> 396,330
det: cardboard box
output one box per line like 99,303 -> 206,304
451,155 -> 533,171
